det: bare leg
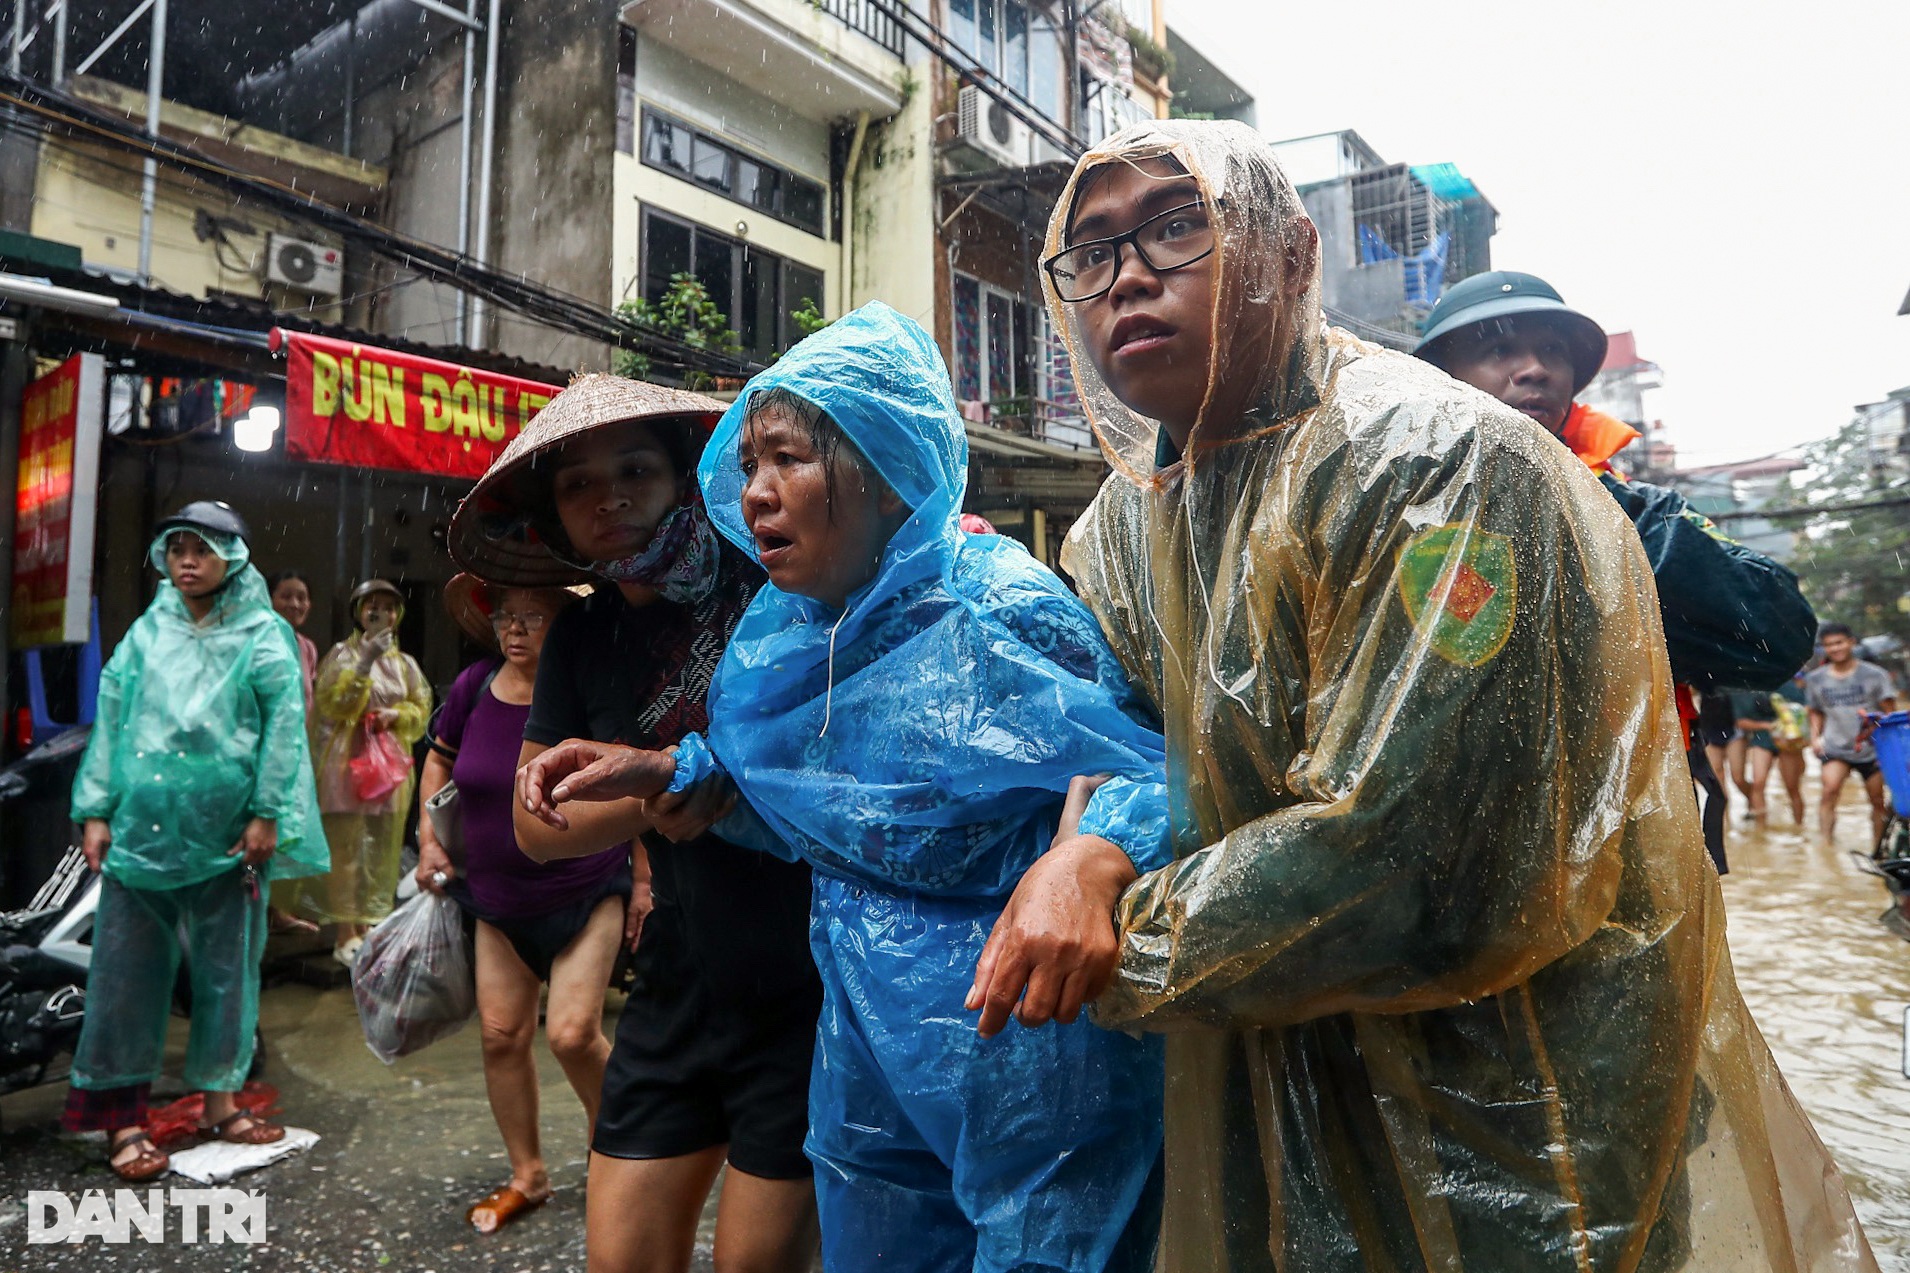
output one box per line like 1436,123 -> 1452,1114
1778,751 -> 1807,824
1726,737 -> 1751,801
476,921 -> 554,1203
1865,771 -> 1891,850
1704,743 -> 1732,819
1744,747 -> 1773,825
542,896 -> 624,1129
1819,759 -> 1851,846
712,1167 -> 819,1273
587,1147 -> 726,1273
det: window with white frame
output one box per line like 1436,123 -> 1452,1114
948,0 -> 1069,125
636,108 -> 828,239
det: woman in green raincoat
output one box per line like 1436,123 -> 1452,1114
63,501 -> 327,1181
278,579 -> 431,966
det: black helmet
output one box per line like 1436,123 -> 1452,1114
154,500 -> 252,548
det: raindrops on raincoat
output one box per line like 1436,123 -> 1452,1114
1045,119 -> 1877,1273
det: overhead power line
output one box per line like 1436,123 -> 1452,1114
1712,493 -> 1910,521
0,73 -> 764,379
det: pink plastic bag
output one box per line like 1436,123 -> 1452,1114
348,719 -> 411,803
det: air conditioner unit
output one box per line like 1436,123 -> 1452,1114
957,84 -> 1031,169
265,234 -> 344,297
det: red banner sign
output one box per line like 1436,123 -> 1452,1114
11,354 -> 104,648
274,330 -> 562,479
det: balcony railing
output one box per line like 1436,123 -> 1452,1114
816,0 -> 906,57
966,396 -> 1098,453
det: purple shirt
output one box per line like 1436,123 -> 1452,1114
439,660 -> 625,920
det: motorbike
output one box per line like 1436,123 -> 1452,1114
0,728 -> 268,1110
0,728 -> 97,1099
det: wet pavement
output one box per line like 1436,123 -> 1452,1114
1716,760 -> 1910,1265
2,761 -> 1906,1268
0,968 -> 707,1271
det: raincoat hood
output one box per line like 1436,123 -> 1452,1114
690,302 -> 1169,897
146,524 -> 250,578
1043,119 -> 1328,483
700,302 -> 963,621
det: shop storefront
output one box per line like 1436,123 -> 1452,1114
0,251 -> 574,900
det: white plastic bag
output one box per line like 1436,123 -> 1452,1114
350,891 -> 475,1063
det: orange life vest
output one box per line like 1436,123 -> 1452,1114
1559,403 -> 1640,480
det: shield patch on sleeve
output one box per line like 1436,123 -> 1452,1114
1396,524 -> 1517,668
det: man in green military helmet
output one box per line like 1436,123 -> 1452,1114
1415,270 -> 1817,874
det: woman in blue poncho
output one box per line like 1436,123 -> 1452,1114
520,304 -> 1169,1273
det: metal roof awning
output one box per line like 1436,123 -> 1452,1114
964,421 -> 1100,466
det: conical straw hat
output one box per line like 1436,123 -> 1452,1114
448,374 -> 725,586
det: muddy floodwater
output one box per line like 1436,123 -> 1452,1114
1717,758 -> 1910,1263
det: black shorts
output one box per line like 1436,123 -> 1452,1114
1827,757 -> 1881,780
456,864 -> 631,984
1696,726 -> 1736,749
593,908 -> 820,1180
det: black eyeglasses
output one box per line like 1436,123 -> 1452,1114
490,610 -> 548,634
1044,200 -> 1217,303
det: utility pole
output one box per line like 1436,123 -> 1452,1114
137,0 -> 168,284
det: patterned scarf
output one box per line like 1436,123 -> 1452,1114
591,498 -> 722,604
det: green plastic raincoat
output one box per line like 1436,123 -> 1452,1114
70,562 -> 326,887
68,545 -> 325,1092
1047,120 -> 1875,1272
278,631 -> 430,926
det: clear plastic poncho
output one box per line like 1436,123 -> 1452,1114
70,533 -> 327,889
1047,120 -> 1876,1273
277,626 -> 430,926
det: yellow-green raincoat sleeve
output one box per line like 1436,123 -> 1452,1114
1085,409 -> 1673,1032
312,643 -> 375,728
391,654 -> 431,749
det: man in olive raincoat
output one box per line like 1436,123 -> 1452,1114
984,120 -> 1875,1271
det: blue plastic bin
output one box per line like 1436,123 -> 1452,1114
1874,711 -> 1910,817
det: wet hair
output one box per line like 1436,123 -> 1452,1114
1062,152 -> 1192,247
740,387 -> 880,523
267,569 -> 309,592
1819,623 -> 1854,641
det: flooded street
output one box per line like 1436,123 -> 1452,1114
1718,759 -> 1910,1264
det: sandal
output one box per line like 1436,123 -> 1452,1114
108,1130 -> 170,1182
465,1184 -> 550,1234
268,907 -> 320,935
197,1110 -> 286,1145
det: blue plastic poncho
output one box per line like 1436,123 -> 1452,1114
675,302 -> 1169,1273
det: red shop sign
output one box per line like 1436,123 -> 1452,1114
11,353 -> 104,648
272,329 -> 562,480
